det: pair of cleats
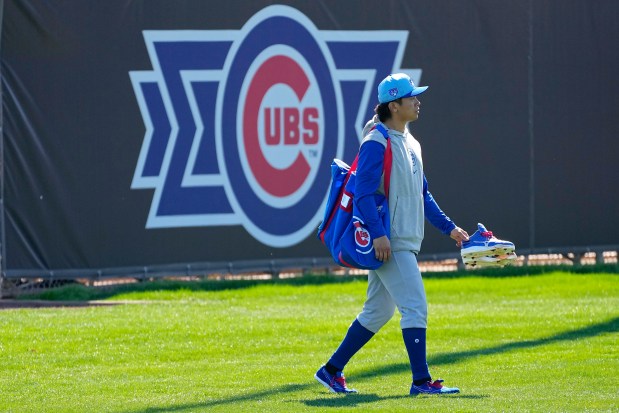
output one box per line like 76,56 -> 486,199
461,223 -> 517,268
314,365 -> 459,395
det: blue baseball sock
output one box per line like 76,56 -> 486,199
327,318 -> 375,371
402,327 -> 431,384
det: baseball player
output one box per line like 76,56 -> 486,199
315,73 -> 470,395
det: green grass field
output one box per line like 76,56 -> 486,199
1,269 -> 617,412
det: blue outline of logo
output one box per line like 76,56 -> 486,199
129,5 -> 422,248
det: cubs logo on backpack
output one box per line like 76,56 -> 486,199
317,124 -> 392,270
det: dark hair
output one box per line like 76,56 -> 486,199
374,98 -> 401,122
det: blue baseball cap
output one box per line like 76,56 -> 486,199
377,73 -> 428,103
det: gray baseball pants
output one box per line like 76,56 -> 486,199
356,250 -> 428,333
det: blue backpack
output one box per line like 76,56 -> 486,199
317,124 -> 392,270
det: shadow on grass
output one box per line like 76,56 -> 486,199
129,384 -> 306,413
430,315 -> 619,365
300,392 -> 488,408
122,316 -> 617,413
18,263 -> 619,302
301,393 -> 400,407
351,315 -> 619,380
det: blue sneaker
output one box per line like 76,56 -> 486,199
314,366 -> 358,393
461,223 -> 515,260
410,379 -> 460,395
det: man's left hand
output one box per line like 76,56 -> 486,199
450,227 -> 470,248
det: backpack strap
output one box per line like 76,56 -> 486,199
373,124 -> 392,198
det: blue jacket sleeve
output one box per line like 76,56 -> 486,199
353,140 -> 387,239
423,174 -> 457,235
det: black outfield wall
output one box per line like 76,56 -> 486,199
1,0 -> 617,276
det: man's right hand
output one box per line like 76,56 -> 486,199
373,235 -> 391,262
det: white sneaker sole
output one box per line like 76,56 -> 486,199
461,245 -> 515,259
463,253 -> 518,267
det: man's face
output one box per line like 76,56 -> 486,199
398,96 -> 421,122
390,96 -> 421,124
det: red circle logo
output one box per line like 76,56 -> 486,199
242,53 -> 322,204
355,226 -> 371,248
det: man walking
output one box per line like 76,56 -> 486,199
315,73 -> 469,395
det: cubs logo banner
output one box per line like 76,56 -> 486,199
130,5 -> 420,248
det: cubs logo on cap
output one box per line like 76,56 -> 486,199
378,73 -> 428,103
